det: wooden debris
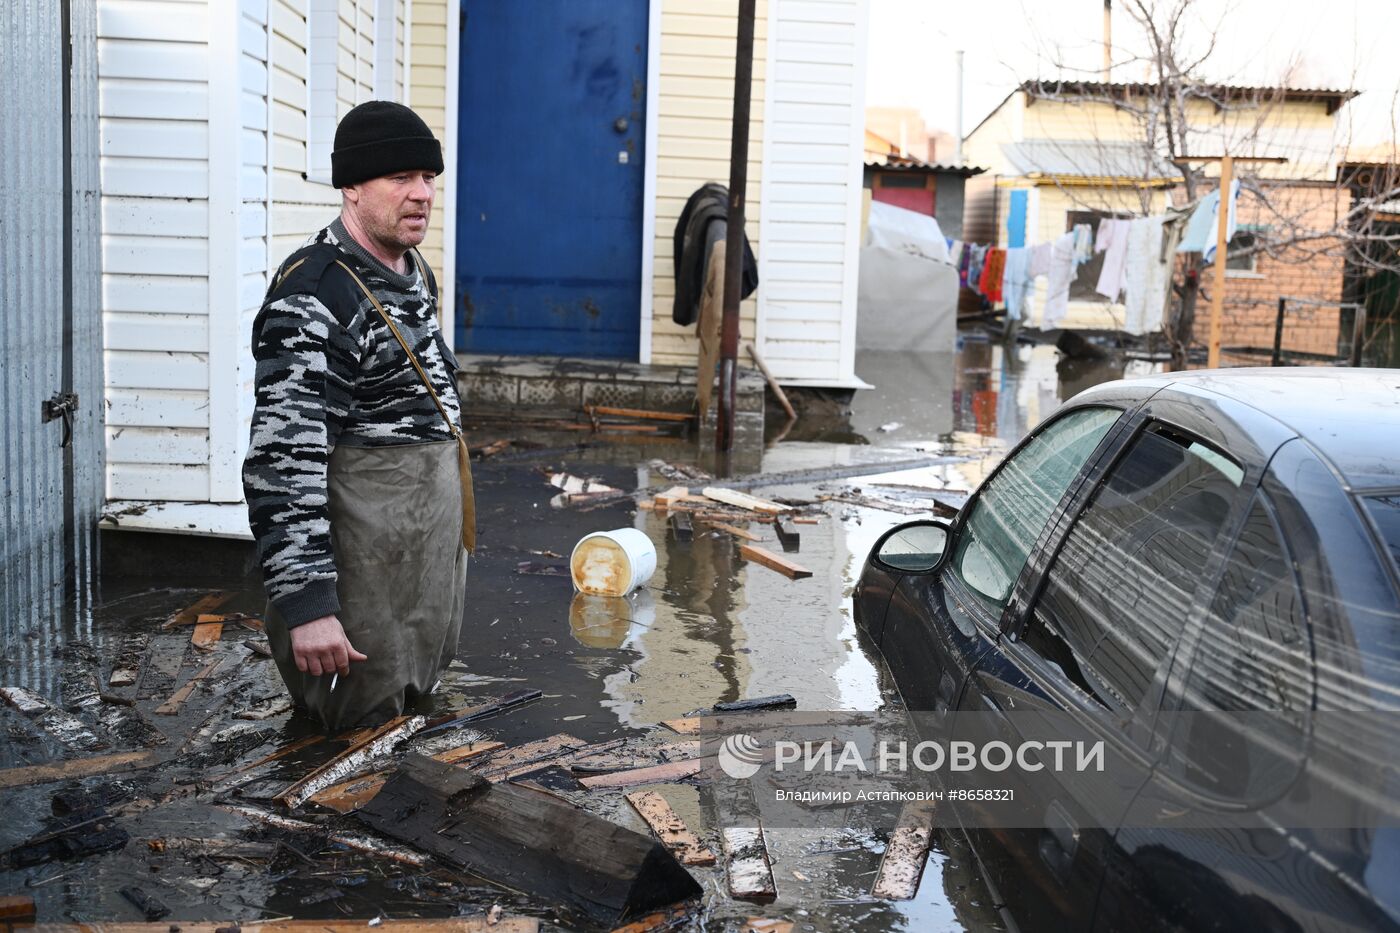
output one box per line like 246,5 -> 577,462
791,516 -> 820,525
739,544 -> 812,580
774,518 -> 800,552
569,740 -> 700,773
588,405 -> 695,423
549,472 -> 618,495
714,694 -> 796,713
235,696 -> 293,720
653,485 -> 692,508
669,512 -> 693,542
0,895 -> 36,930
646,459 -> 712,485
609,905 -> 693,933
0,750 -> 158,790
702,520 -> 759,542
742,921 -> 794,933
515,560 -> 571,578
871,803 -> 937,899
701,487 -> 788,514
0,686 -> 107,751
819,491 -> 925,516
470,438 -> 512,459
4,811 -> 130,869
25,922 -> 536,933
276,714 -> 426,809
577,757 -> 707,790
308,739 -> 505,814
107,634 -> 148,687
660,717 -> 700,735
218,803 -> 429,867
153,655 -> 226,716
119,887 -> 169,921
746,342 -> 797,422
420,688 -> 543,735
215,734 -> 325,783
133,636 -> 187,699
161,591 -> 234,629
190,615 -> 224,650
96,700 -> 167,749
626,790 -> 716,865
723,825 -> 777,899
473,733 -> 588,783
357,755 -> 702,927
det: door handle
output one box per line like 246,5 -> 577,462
1039,800 -> 1079,880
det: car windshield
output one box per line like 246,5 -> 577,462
951,406 -> 1121,611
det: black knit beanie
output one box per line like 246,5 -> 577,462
331,100 -> 444,188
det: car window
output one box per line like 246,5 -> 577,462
1362,494 -> 1400,577
1165,494 -> 1310,800
1020,423 -> 1244,716
950,406 -> 1121,612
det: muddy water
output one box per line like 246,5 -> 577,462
0,332 -> 1144,931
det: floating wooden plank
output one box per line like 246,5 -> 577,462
107,634 -> 149,687
714,695 -> 797,713
0,686 -> 107,751
653,485 -> 690,508
791,516 -> 820,525
24,921 -> 537,933
660,717 -> 700,735
161,591 -> 233,629
308,740 -> 505,814
871,803 -> 937,899
153,656 -> 225,715
577,757 -> 708,790
739,545 -> 812,580
626,790 -> 716,866
133,635 -> 187,700
669,512 -> 693,542
723,826 -> 777,899
276,714 -> 426,809
588,405 -> 695,423
701,487 -> 788,514
570,740 -> 700,774
419,688 -> 543,735
190,616 -> 223,651
473,733 -> 587,782
701,521 -> 759,542
774,518 -> 800,553
357,755 -> 702,927
0,751 -> 159,790
218,803 -> 429,867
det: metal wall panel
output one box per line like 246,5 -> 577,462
1,0 -> 104,694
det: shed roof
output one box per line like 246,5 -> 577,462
1000,139 -> 1180,180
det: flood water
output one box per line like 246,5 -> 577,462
0,330 -> 1148,931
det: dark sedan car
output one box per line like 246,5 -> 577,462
854,368 -> 1400,933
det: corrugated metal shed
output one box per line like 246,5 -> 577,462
1001,139 -> 1180,180
1,0 -> 104,693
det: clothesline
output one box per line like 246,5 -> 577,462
942,183 -> 1238,335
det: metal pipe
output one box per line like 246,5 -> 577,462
1271,296 -> 1286,366
717,0 -> 756,452
954,50 -> 964,164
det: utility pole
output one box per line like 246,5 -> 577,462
717,0 -> 756,452
1177,155 -> 1287,368
1102,0 -> 1112,81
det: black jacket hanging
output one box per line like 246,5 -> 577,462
672,182 -> 759,327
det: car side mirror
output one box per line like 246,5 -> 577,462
874,520 -> 951,573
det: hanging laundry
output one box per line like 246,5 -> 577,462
1095,218 -> 1131,300
979,248 -> 1006,302
1028,242 -> 1053,278
1123,216 -> 1185,335
1072,223 -> 1095,264
1177,179 -> 1239,263
1041,232 -> 1079,330
967,244 -> 988,296
1143,214 -> 1185,335
958,243 -> 972,287
1001,247 -> 1032,322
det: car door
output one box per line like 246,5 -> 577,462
967,415 -> 1258,932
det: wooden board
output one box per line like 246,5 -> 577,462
569,741 -> 700,774
357,756 -> 702,927
153,656 -> 225,715
739,545 -> 812,580
161,591 -> 233,629
107,634 -> 148,687
723,826 -> 777,899
0,686 -> 108,751
307,740 -> 505,814
669,512 -> 693,542
276,715 -> 426,809
0,751 -> 159,790
626,790 -> 716,865
701,487 -> 788,514
660,717 -> 700,735
419,688 -> 543,734
218,803 -> 429,867
701,521 -> 759,542
133,636 -> 188,700
577,757 -> 708,790
588,406 -> 695,423
871,803 -> 937,899
609,905 -> 693,933
190,619 -> 223,651
471,733 -> 586,783
22,923 -> 539,933
774,518 -> 800,553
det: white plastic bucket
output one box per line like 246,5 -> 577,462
570,528 -> 657,597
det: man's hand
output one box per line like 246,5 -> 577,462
290,615 -> 368,677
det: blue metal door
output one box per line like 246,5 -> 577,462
456,1 -> 648,358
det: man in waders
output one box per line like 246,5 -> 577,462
243,101 -> 475,730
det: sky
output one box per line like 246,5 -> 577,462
864,0 -> 1400,152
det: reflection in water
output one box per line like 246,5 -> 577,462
567,590 -> 654,649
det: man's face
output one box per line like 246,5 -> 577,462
345,170 -> 436,252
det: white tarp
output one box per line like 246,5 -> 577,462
856,202 -> 959,353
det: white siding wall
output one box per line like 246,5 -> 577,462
99,0 -> 214,501
756,0 -> 868,385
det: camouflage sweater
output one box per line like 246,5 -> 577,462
242,219 -> 462,628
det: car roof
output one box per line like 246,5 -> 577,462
1087,367 -> 1400,490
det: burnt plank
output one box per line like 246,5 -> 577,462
133,635 -> 189,700
0,687 -> 106,751
669,512 -> 693,542
419,689 -> 543,735
358,755 -> 702,927
107,634 -> 149,687
774,519 -> 800,553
